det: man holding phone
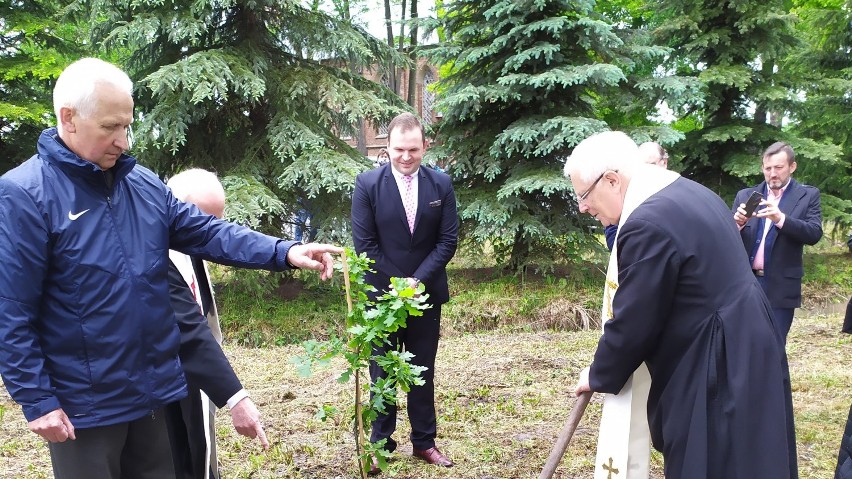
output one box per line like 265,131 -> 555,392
732,141 -> 823,344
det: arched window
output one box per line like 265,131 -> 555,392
422,69 -> 437,125
377,74 -> 390,137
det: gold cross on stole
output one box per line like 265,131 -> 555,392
602,457 -> 620,478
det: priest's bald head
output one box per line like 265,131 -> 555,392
563,131 -> 643,227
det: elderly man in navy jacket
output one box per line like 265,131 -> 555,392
732,141 -> 823,344
0,58 -> 340,479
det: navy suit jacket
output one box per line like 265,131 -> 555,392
732,178 -> 822,309
351,163 -> 458,304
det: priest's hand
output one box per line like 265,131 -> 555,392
231,397 -> 269,449
574,366 -> 591,397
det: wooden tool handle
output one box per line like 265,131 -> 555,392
538,391 -> 593,479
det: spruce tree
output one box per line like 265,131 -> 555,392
0,0 -> 90,172
425,0 -> 689,268
785,0 -> 852,228
652,0 -> 841,198
80,0 -> 409,240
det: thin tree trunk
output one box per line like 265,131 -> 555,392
406,0 -> 418,107
754,61 -> 773,124
398,0 -> 406,51
383,0 -> 397,94
338,0 -> 367,153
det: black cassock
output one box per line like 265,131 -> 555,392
589,177 -> 797,479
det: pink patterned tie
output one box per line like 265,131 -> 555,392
403,174 -> 415,233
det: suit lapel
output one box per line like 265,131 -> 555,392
765,179 -> 803,263
778,179 -> 803,215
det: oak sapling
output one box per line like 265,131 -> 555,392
292,248 -> 429,477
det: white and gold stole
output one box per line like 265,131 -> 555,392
593,164 -> 680,479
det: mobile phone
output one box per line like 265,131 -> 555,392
742,191 -> 763,217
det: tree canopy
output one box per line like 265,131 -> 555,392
0,0 -> 88,172
82,0 -> 409,239
1,0 -> 849,265
423,0 -> 696,267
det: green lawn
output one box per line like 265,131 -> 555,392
0,237 -> 849,478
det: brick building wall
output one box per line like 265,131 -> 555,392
344,58 -> 440,160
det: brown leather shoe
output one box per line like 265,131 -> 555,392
412,447 -> 454,467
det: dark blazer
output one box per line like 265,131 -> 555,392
351,163 -> 458,304
839,297 -> 852,479
733,178 -> 822,309
169,261 -> 241,406
167,260 -> 242,479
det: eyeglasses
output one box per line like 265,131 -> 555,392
577,171 -> 609,203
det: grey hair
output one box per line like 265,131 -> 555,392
563,131 -> 641,183
53,58 -> 133,128
167,168 -> 225,203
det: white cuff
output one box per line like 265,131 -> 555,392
226,389 -> 249,410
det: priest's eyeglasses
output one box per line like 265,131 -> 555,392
577,170 -> 615,203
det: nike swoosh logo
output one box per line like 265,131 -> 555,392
68,209 -> 91,221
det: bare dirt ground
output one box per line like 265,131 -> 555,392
2,308 -> 849,478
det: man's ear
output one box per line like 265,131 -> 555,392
604,170 -> 621,188
59,107 -> 77,134
789,161 -> 797,175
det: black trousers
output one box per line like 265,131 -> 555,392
165,391 -> 218,479
756,275 -> 795,344
48,407 -> 176,479
837,402 -> 852,479
369,305 -> 441,452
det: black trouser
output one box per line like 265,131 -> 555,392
164,392 -> 218,479
370,305 -> 441,452
837,403 -> 852,479
756,275 -> 795,344
48,407 -> 176,479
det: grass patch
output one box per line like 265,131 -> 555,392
212,255 -> 609,347
209,237 -> 849,348
4,311 -> 849,478
2,241 -> 848,477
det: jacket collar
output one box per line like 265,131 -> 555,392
38,128 -> 137,190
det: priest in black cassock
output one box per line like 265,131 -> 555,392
566,131 -> 798,479
836,295 -> 852,479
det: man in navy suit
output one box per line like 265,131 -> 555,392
732,142 -> 823,344
351,112 -> 458,473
